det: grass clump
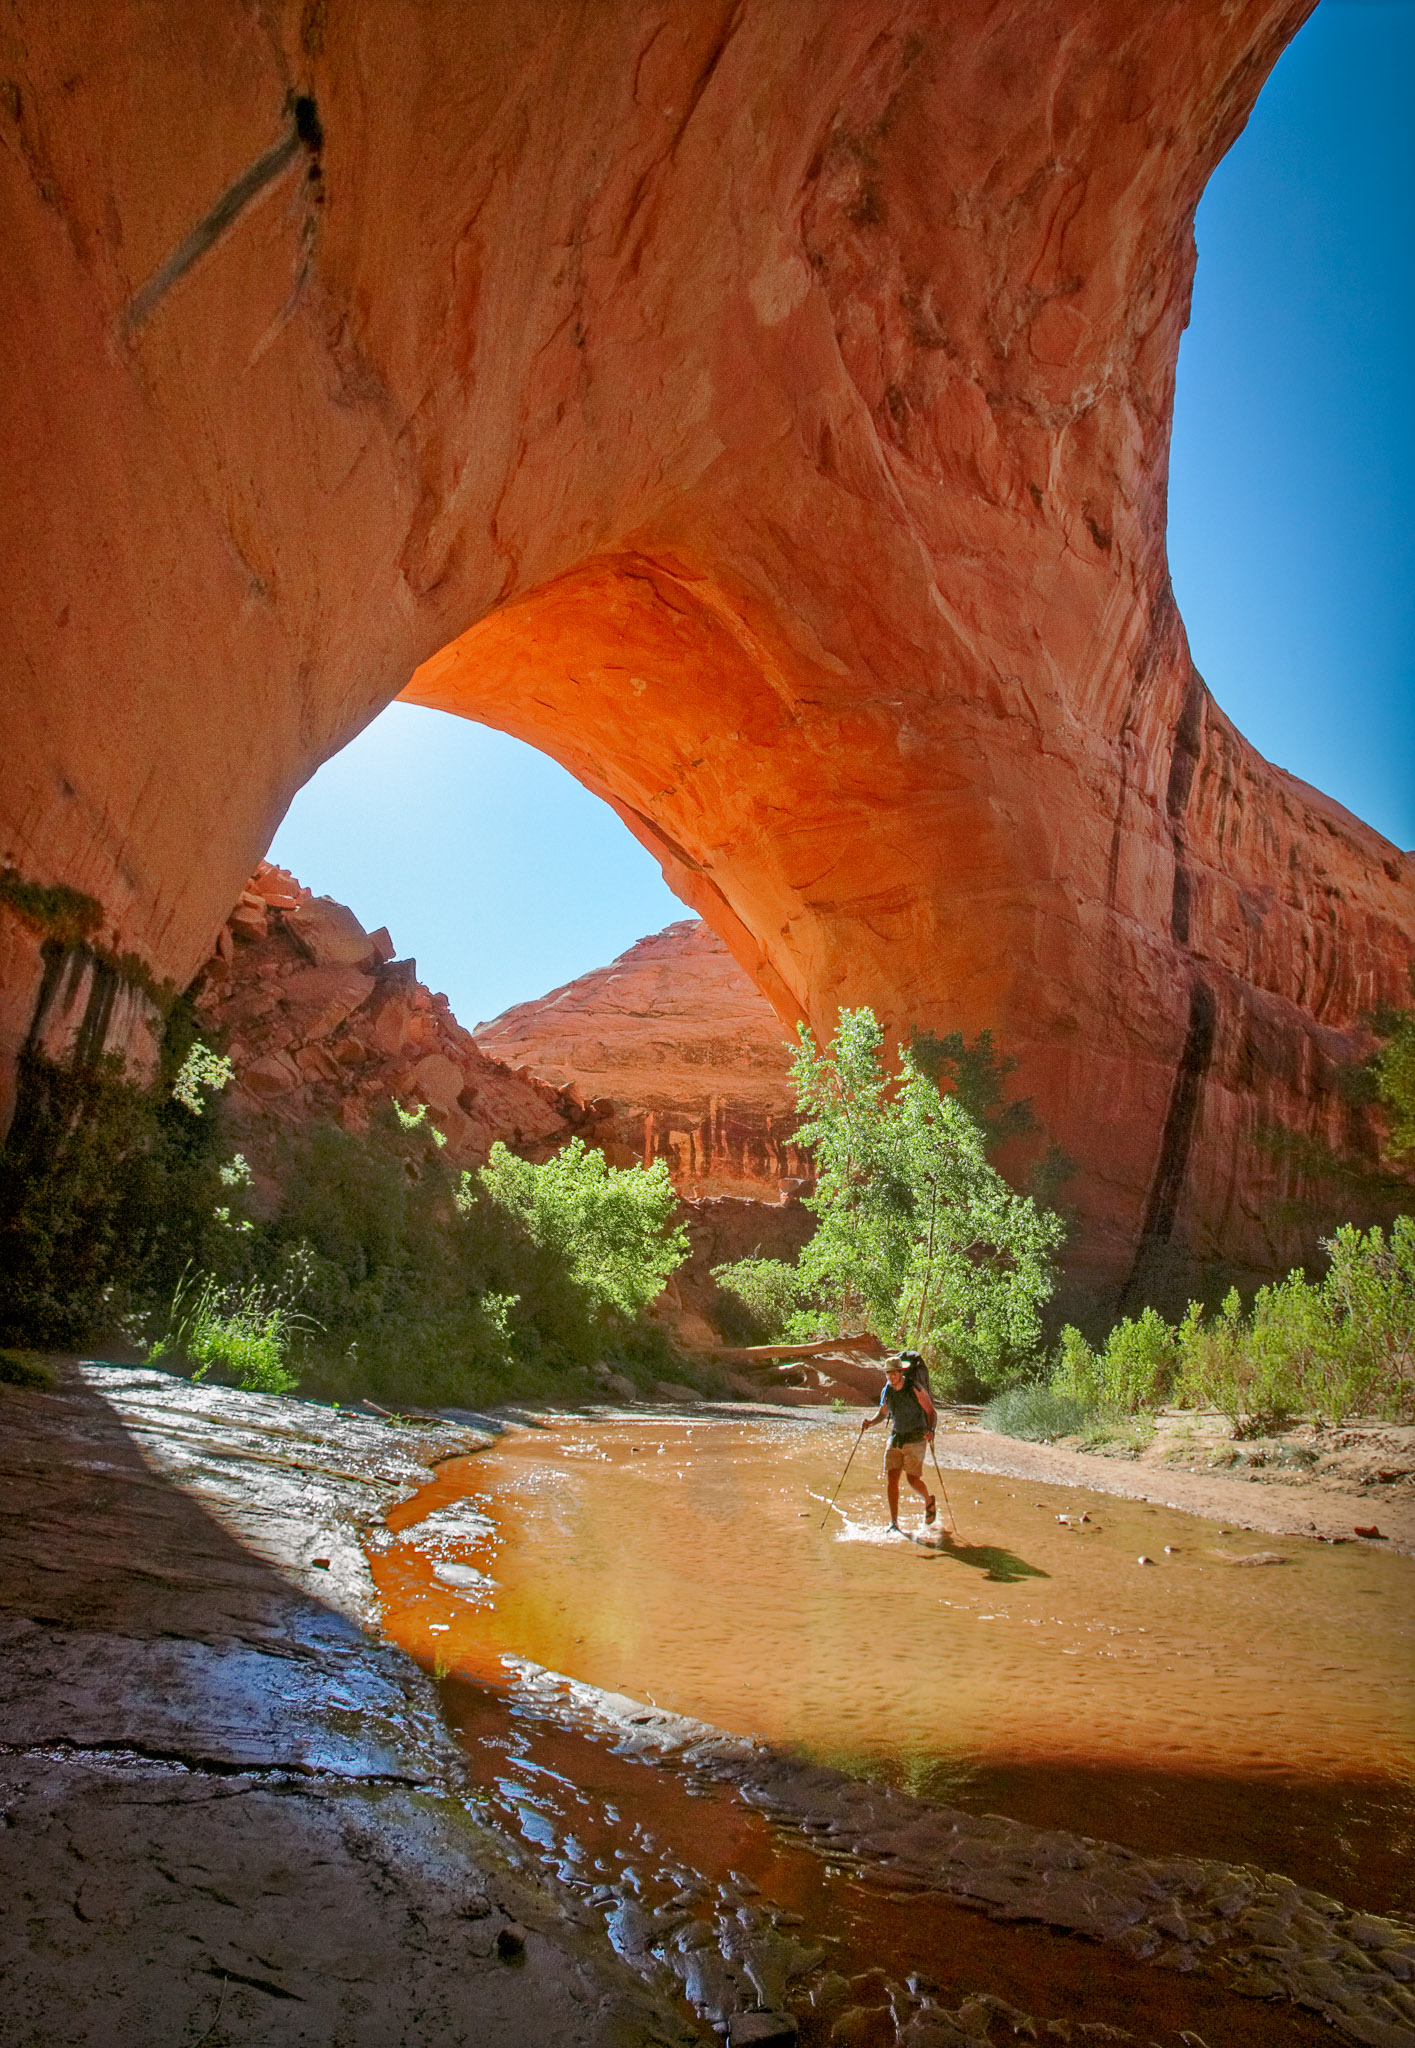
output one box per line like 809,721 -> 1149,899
980,1385 -> 1091,1441
150,1270 -> 303,1394
0,1347 -> 55,1388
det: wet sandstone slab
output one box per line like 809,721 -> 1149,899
0,1362 -> 698,2048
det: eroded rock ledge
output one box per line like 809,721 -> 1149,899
476,920 -> 809,1202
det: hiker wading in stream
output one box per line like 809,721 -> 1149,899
860,1351 -> 937,1532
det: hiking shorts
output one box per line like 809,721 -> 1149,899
885,1439 -> 926,1476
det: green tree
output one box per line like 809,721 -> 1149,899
1372,1005 -> 1415,1162
719,1009 -> 1064,1390
908,1026 -> 1037,1148
475,1139 -> 688,1321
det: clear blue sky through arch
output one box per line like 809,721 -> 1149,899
1168,0 -> 1413,851
271,1 -> 1412,1028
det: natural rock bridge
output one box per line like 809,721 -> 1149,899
3,0 -> 1411,1309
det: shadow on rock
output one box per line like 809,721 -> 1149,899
0,1361 -> 694,2048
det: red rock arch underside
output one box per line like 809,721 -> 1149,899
3,1 -> 1411,1313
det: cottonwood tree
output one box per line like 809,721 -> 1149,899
719,1008 -> 1064,1390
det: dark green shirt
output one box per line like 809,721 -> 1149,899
878,1379 -> 929,1446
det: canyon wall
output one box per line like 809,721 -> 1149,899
192,863 -> 581,1181
476,922 -> 808,1201
3,1 -> 1412,1311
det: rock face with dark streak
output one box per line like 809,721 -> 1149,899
2,3 -> 1412,1310
476,921 -> 809,1201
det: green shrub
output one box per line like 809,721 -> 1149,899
980,1385 -> 1091,1441
1322,1217 -> 1415,1414
710,1256 -> 806,1342
1051,1324 -> 1104,1405
1051,1307 -> 1176,1413
475,1139 -> 687,1319
1102,1306 -> 1179,1412
169,1041 -> 234,1115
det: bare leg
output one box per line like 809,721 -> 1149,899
886,1469 -> 902,1524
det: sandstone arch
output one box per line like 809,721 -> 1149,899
2,0 -> 1411,1310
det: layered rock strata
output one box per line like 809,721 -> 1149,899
194,863 -> 580,1173
477,921 -> 809,1200
3,2 -> 1412,1309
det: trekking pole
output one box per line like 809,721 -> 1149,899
821,1423 -> 867,1530
928,1437 -> 959,1538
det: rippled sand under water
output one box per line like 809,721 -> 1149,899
371,1411 -> 1415,2043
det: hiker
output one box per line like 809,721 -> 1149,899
860,1353 -> 937,1531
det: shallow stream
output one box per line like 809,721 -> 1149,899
370,1411 -> 1415,2044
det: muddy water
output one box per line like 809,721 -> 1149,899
370,1411 -> 1414,2043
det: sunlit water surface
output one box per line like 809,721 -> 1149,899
369,1412 -> 1412,2043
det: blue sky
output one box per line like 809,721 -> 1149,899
1167,0 -> 1413,851
271,2 -> 1412,1027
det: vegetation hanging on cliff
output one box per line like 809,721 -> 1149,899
1367,973 -> 1415,1163
0,1005 -> 231,1349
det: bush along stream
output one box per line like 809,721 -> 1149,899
0,1026 -> 706,1411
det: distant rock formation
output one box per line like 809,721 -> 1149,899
194,864 -> 580,1173
476,922 -> 810,1201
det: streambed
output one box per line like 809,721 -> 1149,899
371,1409 -> 1415,2045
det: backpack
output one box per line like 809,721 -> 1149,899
896,1351 -> 931,1397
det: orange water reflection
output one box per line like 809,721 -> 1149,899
372,1412 -> 1414,1912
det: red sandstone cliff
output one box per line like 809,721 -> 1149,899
475,921 -> 808,1200
3,4 -> 1412,1313
194,864 -> 580,1173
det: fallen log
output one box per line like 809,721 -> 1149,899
710,1333 -> 889,1368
